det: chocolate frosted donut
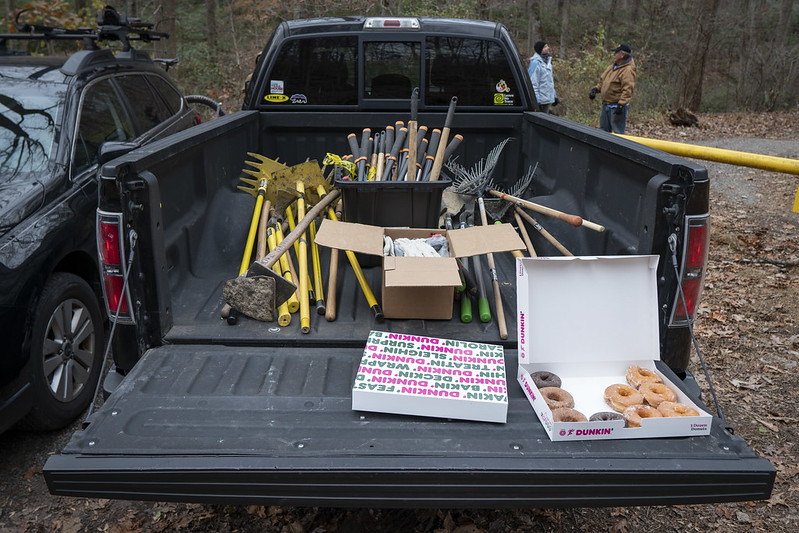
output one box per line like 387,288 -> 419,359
589,411 -> 625,422
531,371 -> 562,389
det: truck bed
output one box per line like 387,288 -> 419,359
44,109 -> 774,506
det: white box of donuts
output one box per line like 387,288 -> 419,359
515,255 -> 712,441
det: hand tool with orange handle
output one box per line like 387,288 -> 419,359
488,190 -> 605,232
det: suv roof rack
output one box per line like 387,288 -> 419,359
0,6 -> 168,56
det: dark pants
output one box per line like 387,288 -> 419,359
599,104 -> 628,133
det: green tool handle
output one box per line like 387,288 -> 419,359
478,297 -> 491,323
460,295 -> 473,323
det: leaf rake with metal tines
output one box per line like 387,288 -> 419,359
447,137 -> 512,195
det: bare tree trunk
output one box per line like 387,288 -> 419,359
153,0 -> 177,59
737,0 -> 763,106
776,0 -> 794,47
558,0 -> 569,58
526,0 -> 540,55
206,0 -> 217,58
678,0 -> 720,111
605,0 -> 619,50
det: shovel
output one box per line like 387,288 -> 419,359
228,188 -> 341,314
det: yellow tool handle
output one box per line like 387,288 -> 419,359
286,205 -> 315,302
274,223 -> 300,313
309,220 -> 326,315
267,227 -> 292,325
296,181 -> 310,334
317,185 -> 383,321
239,180 -> 267,275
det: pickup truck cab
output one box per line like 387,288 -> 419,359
44,16 -> 774,507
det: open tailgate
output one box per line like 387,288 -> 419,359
44,344 -> 774,507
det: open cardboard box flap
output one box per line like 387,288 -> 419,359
315,219 -> 524,258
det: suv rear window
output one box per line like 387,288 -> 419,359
116,74 -> 172,134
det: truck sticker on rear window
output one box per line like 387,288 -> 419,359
270,80 -> 284,94
264,94 -> 290,103
494,93 -> 515,105
290,94 -> 307,104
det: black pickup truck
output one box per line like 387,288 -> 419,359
44,17 -> 774,507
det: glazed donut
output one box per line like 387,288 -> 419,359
552,407 -> 587,422
589,411 -> 625,422
531,371 -> 562,389
639,382 -> 677,407
623,404 -> 663,428
604,383 -> 644,412
540,387 -> 574,409
626,365 -> 662,389
657,401 -> 699,417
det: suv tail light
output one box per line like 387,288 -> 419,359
97,210 -> 134,322
671,215 -> 710,324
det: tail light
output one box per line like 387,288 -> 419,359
97,210 -> 134,323
670,215 -> 710,324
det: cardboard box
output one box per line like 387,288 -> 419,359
315,220 -> 524,319
352,330 -> 508,423
516,255 -> 712,441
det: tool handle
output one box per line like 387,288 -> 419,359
429,97 -> 458,182
257,190 -> 340,271
478,297 -> 491,323
460,295 -> 473,323
514,207 -> 574,256
325,248 -> 339,321
489,271 -> 508,339
442,134 -> 463,161
479,196 -> 508,339
489,189 -> 606,232
514,208 -> 537,257
407,121 -> 417,181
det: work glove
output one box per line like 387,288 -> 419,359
588,88 -> 597,100
553,97 -> 560,106
613,106 -> 624,116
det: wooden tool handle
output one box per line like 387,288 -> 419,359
515,207 -> 574,256
489,189 -> 606,232
514,209 -> 537,257
478,197 -> 508,340
325,248 -> 339,321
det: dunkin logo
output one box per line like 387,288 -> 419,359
559,428 -> 614,437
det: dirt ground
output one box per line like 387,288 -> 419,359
1,111 -> 797,533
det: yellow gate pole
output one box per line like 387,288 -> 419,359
616,133 -> 799,176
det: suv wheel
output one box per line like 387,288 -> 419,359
24,273 -> 105,431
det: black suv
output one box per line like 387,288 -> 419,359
0,9 -> 199,433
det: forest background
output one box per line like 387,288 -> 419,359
3,0 -> 798,127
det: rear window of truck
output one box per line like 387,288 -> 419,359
261,35 -> 520,108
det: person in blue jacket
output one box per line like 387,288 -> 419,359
528,40 -> 559,113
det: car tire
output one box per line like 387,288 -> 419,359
23,273 -> 105,431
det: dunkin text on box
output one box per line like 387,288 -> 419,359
355,332 -> 506,402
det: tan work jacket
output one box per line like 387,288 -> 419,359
593,58 -> 636,106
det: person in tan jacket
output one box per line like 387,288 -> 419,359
589,43 -> 636,133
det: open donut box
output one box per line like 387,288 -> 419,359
516,255 -> 712,441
